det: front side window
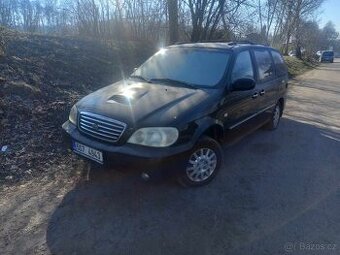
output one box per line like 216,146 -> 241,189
133,48 -> 231,88
254,49 -> 275,82
231,50 -> 254,82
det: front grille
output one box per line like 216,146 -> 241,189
78,112 -> 127,143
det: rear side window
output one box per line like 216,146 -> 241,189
254,50 -> 274,82
231,50 -> 254,82
271,50 -> 287,76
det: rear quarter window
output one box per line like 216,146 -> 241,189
271,50 -> 287,77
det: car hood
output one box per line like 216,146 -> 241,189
76,80 -> 218,128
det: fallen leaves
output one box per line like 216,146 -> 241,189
0,32 -> 140,185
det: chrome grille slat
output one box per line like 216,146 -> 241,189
81,115 -> 124,127
78,112 -> 127,143
79,121 -> 122,135
97,129 -> 120,136
81,116 -> 124,129
80,125 -> 119,139
80,118 -> 124,131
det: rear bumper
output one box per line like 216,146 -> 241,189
62,121 -> 191,170
321,58 -> 334,62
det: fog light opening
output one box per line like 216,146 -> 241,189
141,172 -> 150,181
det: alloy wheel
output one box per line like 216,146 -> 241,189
185,148 -> 217,182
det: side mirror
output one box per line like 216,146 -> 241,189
231,78 -> 256,91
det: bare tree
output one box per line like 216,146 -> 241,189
185,0 -> 249,42
0,25 -> 11,56
0,0 -> 16,26
0,0 -> 331,53
320,21 -> 339,50
258,0 -> 280,42
279,0 -> 324,56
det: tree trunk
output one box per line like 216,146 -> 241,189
284,33 -> 290,55
167,0 -> 178,44
191,25 -> 201,42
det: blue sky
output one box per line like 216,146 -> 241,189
320,0 -> 340,32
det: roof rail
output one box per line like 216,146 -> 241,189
173,40 -> 268,47
198,39 -> 229,43
174,40 -> 257,45
227,40 -> 255,45
174,41 -> 190,45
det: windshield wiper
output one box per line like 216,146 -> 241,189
149,78 -> 197,89
130,75 -> 151,83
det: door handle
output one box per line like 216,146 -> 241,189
260,90 -> 265,96
252,92 -> 259,99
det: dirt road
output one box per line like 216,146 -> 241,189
1,60 -> 339,255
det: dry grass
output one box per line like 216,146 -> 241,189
284,56 -> 318,77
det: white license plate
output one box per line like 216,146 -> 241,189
72,141 -> 103,164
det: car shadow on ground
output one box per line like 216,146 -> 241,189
46,118 -> 340,255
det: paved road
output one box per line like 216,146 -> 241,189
1,60 -> 340,254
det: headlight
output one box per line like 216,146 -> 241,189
128,127 -> 179,147
69,105 -> 78,125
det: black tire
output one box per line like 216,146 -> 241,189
264,102 -> 282,130
177,136 -> 223,187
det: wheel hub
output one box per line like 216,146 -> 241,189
186,148 -> 217,182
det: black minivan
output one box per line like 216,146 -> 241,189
62,42 -> 288,187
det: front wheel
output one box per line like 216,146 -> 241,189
177,136 -> 223,187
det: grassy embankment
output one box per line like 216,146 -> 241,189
284,56 -> 318,77
0,33 -> 156,183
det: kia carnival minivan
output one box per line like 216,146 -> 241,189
62,42 -> 288,187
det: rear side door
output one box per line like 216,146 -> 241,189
252,49 -> 278,113
220,50 -> 258,129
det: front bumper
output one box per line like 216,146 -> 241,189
62,120 -> 193,164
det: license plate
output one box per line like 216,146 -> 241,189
72,141 -> 103,164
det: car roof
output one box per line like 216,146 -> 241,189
168,42 -> 271,51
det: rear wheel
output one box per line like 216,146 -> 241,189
264,103 -> 282,130
177,136 -> 223,187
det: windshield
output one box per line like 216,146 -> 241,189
132,48 -> 230,88
323,51 -> 334,56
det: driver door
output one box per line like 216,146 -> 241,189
219,50 -> 259,129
